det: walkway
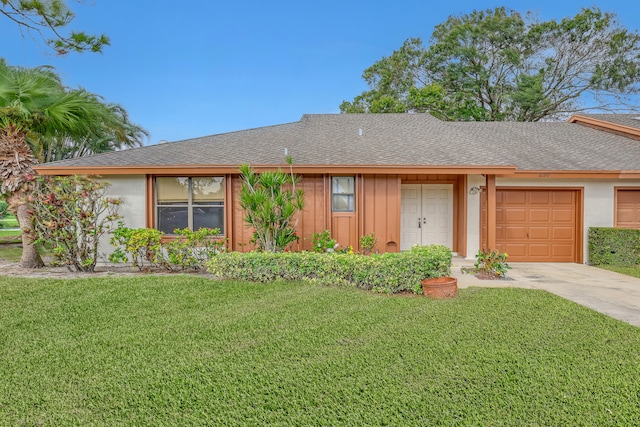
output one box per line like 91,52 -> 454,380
451,258 -> 640,328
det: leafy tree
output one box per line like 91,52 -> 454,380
341,7 -> 640,121
0,60 -> 145,267
238,157 -> 305,252
29,175 -> 122,272
1,0 -> 109,54
30,104 -> 148,163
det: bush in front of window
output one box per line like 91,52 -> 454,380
110,225 -> 226,271
207,244 -> 452,294
164,227 -> 226,271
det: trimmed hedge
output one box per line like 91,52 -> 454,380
588,227 -> 640,266
207,244 -> 452,294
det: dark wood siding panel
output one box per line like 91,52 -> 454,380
230,176 -> 255,252
231,174 -> 327,252
332,214 -> 357,250
361,174 -> 401,253
297,175 -> 328,251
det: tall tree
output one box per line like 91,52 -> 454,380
341,7 -> 640,121
30,104 -> 147,163
0,60 -> 144,267
1,0 -> 109,54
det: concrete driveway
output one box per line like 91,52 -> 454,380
451,259 -> 640,328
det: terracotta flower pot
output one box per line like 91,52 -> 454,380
421,277 -> 458,299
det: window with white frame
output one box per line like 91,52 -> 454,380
155,177 -> 224,234
332,176 -> 355,212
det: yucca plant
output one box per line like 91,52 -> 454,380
238,157 -> 304,252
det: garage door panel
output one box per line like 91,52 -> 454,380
503,243 -> 527,257
529,192 -> 551,204
617,209 -> 637,223
616,190 -> 640,229
504,225 -> 527,239
529,209 -> 550,222
504,191 -> 526,204
552,192 -> 575,204
528,226 -> 549,239
484,189 -> 579,262
503,208 -> 527,222
552,209 -> 574,222
552,227 -> 574,240
528,244 -> 551,257
552,244 -> 575,258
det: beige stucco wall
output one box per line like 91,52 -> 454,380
97,175 -> 147,263
465,175 -> 640,264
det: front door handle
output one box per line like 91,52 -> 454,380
418,218 -> 421,228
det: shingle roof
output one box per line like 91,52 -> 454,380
37,113 -> 640,172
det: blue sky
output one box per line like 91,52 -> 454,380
2,1 -> 640,144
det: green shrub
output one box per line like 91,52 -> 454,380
588,227 -> 640,266
359,231 -> 378,255
29,175 -> 122,272
109,225 -> 164,270
238,159 -> 304,252
207,244 -> 452,294
310,230 -> 338,253
474,249 -> 511,278
110,225 -> 227,271
164,227 -> 226,271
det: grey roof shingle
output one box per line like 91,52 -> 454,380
38,113 -> 640,172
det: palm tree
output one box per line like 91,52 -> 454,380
30,103 -> 148,163
0,60 -> 146,267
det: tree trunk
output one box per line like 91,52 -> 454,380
14,199 -> 44,268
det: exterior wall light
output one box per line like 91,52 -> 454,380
469,186 -> 481,195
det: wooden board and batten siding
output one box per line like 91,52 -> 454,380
230,174 -> 402,254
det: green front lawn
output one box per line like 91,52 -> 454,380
598,264 -> 640,278
1,277 -> 638,426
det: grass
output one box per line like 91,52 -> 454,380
0,228 -> 21,238
0,214 -> 18,229
598,264 -> 640,278
1,276 -> 639,426
0,243 -> 22,261
0,215 -> 21,244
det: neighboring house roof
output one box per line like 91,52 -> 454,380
572,113 -> 640,130
35,113 -> 640,176
568,113 -> 640,140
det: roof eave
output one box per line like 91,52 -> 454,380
34,164 -> 518,176
568,114 -> 640,140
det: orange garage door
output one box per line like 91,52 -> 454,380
483,189 -> 580,262
616,190 -> 640,229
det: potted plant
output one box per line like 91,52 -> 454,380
421,276 -> 458,299
473,249 -> 511,279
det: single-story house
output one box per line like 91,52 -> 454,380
35,113 -> 640,263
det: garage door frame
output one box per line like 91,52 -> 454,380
482,186 -> 583,263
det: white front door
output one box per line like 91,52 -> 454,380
400,184 -> 453,251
